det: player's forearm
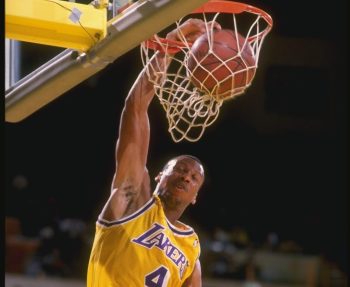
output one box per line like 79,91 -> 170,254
113,49 -> 170,183
127,50 -> 171,109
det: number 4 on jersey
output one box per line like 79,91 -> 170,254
145,266 -> 169,287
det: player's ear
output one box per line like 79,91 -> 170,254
155,172 -> 163,182
192,193 -> 198,205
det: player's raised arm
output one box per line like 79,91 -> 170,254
99,55 -> 164,221
100,19 -> 211,221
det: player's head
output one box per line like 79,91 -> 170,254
156,155 -> 205,210
162,155 -> 204,173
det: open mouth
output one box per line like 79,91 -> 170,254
174,182 -> 186,192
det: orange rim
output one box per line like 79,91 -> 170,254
144,0 -> 273,54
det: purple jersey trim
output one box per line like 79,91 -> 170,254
97,197 -> 155,227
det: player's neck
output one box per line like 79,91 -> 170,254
164,208 -> 182,225
160,200 -> 185,225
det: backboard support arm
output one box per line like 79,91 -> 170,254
5,0 -> 209,123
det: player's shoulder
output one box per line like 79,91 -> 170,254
175,220 -> 194,231
166,219 -> 198,237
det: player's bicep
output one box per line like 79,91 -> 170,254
114,141 -> 145,188
101,169 -> 151,221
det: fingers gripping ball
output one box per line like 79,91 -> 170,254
187,29 -> 256,100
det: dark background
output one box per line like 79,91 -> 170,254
5,0 -> 348,275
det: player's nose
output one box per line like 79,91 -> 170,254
181,172 -> 191,182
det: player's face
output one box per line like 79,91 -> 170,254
159,157 -> 204,208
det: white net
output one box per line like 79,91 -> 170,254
141,1 -> 272,142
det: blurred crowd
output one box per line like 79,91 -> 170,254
5,216 -> 91,278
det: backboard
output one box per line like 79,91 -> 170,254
5,0 -> 210,123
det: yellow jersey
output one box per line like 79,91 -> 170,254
87,195 -> 201,287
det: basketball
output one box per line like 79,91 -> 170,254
187,29 -> 256,99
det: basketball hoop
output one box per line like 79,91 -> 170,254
141,0 -> 273,142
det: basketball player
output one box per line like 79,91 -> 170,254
87,19 -> 221,287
